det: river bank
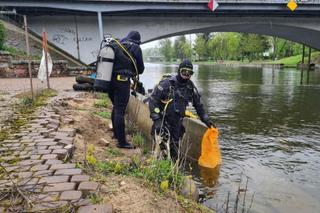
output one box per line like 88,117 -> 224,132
151,52 -> 320,69
0,78 -> 214,212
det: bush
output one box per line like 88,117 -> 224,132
0,22 -> 5,50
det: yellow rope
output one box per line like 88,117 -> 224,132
113,38 -> 139,90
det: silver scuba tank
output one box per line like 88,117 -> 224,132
94,37 -> 115,92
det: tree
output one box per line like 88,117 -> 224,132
238,33 -> 270,61
194,34 -> 209,61
173,36 -> 186,60
0,22 -> 5,50
275,38 -> 302,59
182,41 -> 192,60
159,38 -> 173,62
208,33 -> 241,61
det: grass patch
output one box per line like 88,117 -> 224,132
105,147 -> 123,157
96,157 -> 184,191
17,89 -> 57,107
93,111 -> 111,119
95,92 -> 108,100
94,99 -> 110,108
0,89 -> 57,142
88,193 -> 103,204
0,130 -> 9,141
272,51 -> 320,66
132,132 -> 145,148
3,46 -> 41,60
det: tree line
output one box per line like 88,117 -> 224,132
144,32 -> 305,62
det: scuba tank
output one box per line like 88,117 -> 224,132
94,35 -> 115,92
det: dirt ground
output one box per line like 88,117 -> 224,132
61,92 -> 190,213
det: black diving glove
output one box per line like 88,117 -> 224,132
131,90 -> 137,97
203,118 -> 216,128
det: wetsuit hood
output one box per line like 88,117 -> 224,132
121,31 -> 141,44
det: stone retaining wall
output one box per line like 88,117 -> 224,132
0,51 -> 94,78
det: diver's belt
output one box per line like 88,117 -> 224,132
116,74 -> 129,81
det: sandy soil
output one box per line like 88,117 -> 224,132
61,92 -> 188,213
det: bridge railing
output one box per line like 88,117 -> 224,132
177,0 -> 320,3
117,0 -> 320,3
82,0 -> 320,3
216,0 -> 320,2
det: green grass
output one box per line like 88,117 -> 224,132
96,157 -> 183,189
0,89 -> 57,142
18,89 -> 58,107
132,132 -> 145,148
105,147 -> 123,157
93,111 -> 111,119
272,51 -> 320,66
272,54 -> 302,66
94,99 -> 110,108
3,46 -> 41,60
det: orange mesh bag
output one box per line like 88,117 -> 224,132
198,128 -> 221,168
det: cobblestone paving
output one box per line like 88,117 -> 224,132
0,89 -> 112,212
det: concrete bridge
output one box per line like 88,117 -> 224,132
1,0 -> 320,64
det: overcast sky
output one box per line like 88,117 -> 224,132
141,34 -> 195,50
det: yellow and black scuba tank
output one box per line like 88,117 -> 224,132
94,35 -> 115,92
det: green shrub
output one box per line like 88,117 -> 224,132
20,96 -> 33,106
132,133 -> 145,148
0,22 -> 5,50
96,157 -> 183,189
137,159 -> 182,186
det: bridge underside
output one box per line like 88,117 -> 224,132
27,15 -> 320,64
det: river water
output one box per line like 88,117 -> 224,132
140,63 -> 320,213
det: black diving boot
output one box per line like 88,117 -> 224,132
117,142 -> 135,149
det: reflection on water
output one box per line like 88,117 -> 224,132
140,63 -> 320,213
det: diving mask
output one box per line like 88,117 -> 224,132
180,68 -> 194,77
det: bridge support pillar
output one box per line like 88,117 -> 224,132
97,11 -> 104,41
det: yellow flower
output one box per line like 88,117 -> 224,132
87,144 -> 95,155
114,163 -> 122,174
86,154 -> 97,165
160,180 -> 169,191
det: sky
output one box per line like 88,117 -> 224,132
141,34 -> 196,50
141,40 -> 159,50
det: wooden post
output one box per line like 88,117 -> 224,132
42,30 -> 50,89
300,69 -> 304,85
23,15 -> 34,100
308,47 -> 311,68
307,47 -> 312,84
301,44 -> 305,64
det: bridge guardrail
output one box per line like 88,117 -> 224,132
106,0 -> 320,3
95,0 -> 320,3
214,0 -> 320,3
